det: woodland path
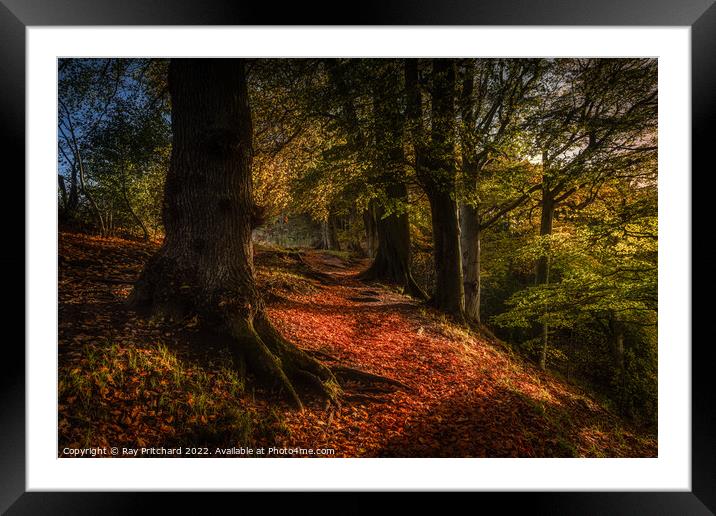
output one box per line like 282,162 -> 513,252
265,250 -> 656,457
58,232 -> 656,457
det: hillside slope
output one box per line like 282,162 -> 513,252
58,232 -> 656,457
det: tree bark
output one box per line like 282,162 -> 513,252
609,315 -> 627,416
129,58 -> 338,409
76,145 -> 106,235
361,61 -> 426,299
536,181 -> 555,370
536,186 -> 555,287
458,61 -> 482,323
68,162 -> 79,214
405,59 -> 464,316
428,188 -> 464,316
460,202 -> 482,323
361,183 -> 426,299
615,327 -> 626,415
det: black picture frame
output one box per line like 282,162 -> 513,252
2,1 -> 709,513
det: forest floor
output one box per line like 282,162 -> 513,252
58,231 -> 657,458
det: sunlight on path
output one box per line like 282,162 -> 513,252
267,251 -> 656,458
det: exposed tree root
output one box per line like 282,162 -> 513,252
331,365 -> 413,392
93,277 -> 136,285
304,349 -> 340,362
303,351 -> 411,393
351,385 -> 397,394
359,267 -> 427,301
343,393 -> 389,403
289,252 -> 336,285
228,311 -> 342,410
129,249 -> 414,410
129,256 -> 342,411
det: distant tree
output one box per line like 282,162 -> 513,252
58,58 -> 169,236
86,98 -> 169,239
58,59 -> 127,231
513,58 -> 657,370
492,168 -> 657,418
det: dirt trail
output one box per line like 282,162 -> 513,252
58,233 -> 657,457
267,250 -> 656,457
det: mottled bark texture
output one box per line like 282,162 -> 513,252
457,60 -> 482,324
459,203 -> 482,323
129,59 -> 339,408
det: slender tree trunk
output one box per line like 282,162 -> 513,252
320,212 -> 341,250
77,151 -> 106,235
130,58 -> 338,409
346,207 -> 365,256
58,175 -> 68,213
121,166 -> 150,241
457,61 -> 482,323
536,182 -> 555,370
539,322 -> 549,371
616,328 -> 626,415
536,188 -> 554,287
329,213 -> 341,250
320,221 -> 329,249
609,315 -> 627,416
68,163 -> 79,213
460,202 -> 482,323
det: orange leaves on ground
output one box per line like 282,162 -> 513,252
263,250 -> 656,458
58,232 -> 656,458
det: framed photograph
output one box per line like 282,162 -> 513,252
5,0 -> 710,512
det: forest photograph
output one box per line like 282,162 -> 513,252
57,57 -> 658,458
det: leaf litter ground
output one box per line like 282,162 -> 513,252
58,232 -> 657,458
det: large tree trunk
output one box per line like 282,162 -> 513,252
460,202 -> 481,323
406,59 -> 464,317
362,184 -> 426,299
129,58 -> 338,409
427,188 -> 464,316
361,61 -> 425,299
